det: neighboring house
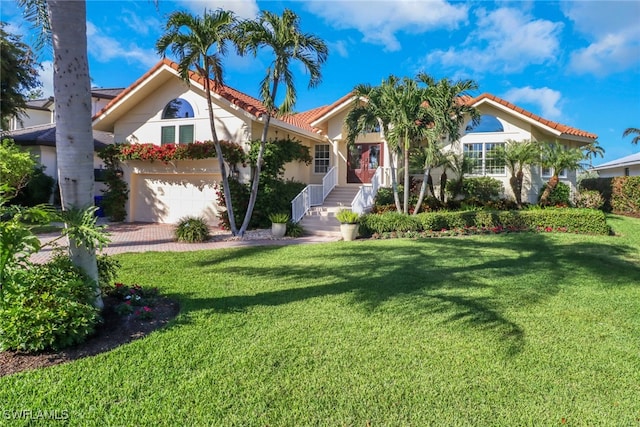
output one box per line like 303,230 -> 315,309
9,59 -> 599,225
6,88 -> 124,197
591,152 -> 640,177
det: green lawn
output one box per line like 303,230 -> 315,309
2,215 -> 639,426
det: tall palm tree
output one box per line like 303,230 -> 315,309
346,76 -> 433,214
236,9 -> 328,236
346,82 -> 401,212
623,127 -> 640,145
582,141 -> 605,168
156,9 -> 240,234
494,139 -> 540,207
412,75 -> 479,213
539,142 -> 586,206
19,0 -> 102,307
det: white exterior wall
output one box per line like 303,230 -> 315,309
11,108 -> 53,130
596,165 -> 640,178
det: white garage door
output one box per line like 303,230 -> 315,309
132,173 -> 222,224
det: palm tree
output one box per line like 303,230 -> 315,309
412,75 -> 479,213
236,9 -> 328,236
623,127 -> 640,145
539,142 -> 586,206
156,9 -> 240,234
494,139 -> 540,207
346,76 -> 433,214
582,141 -> 605,168
19,0 -> 102,307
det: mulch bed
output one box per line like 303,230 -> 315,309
0,296 -> 179,378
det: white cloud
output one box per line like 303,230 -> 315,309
425,7 -> 563,74
328,40 -> 349,58
176,0 -> 259,20
39,61 -> 54,98
563,2 -> 640,76
86,22 -> 159,69
502,86 -> 562,120
305,0 -> 468,52
121,9 -> 162,36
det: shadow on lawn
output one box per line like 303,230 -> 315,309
175,233 -> 640,357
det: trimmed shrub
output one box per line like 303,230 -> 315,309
286,221 -> 304,237
0,257 -> 100,352
460,177 -> 504,202
539,182 -> 571,206
175,216 -> 210,243
611,176 -> 640,215
574,190 -> 605,210
360,208 -> 609,237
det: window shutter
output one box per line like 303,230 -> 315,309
161,126 -> 175,145
179,125 -> 194,144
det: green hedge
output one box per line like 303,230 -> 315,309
611,177 -> 640,214
359,208 -> 610,237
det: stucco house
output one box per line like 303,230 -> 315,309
591,152 -> 640,177
92,59 -> 597,225
9,58 -> 598,228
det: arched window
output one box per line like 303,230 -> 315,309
160,98 -> 195,144
465,115 -> 504,133
162,98 -> 194,119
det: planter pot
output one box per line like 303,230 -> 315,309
340,223 -> 359,241
271,222 -> 287,238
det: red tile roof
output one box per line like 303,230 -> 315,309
94,60 -> 596,141
466,93 -> 598,139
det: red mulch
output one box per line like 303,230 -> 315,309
0,296 -> 179,378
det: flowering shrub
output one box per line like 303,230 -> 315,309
113,141 -> 246,166
109,283 -> 159,320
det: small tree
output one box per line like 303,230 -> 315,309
0,138 -> 37,199
539,142 -> 586,206
0,22 -> 42,129
494,139 -> 540,207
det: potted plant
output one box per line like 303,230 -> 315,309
268,212 -> 289,238
335,209 -> 360,241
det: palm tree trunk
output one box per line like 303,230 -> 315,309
49,0 -> 102,308
239,81 -> 279,237
540,175 -> 559,206
389,151 -> 402,213
403,138 -> 410,214
413,167 -> 430,215
204,72 -> 237,234
439,171 -> 448,203
513,169 -> 524,207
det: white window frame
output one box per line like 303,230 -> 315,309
463,142 -> 506,176
314,144 -> 330,174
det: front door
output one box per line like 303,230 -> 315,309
347,143 -> 382,184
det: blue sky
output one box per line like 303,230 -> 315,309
3,0 -> 639,165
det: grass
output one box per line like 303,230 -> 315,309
2,215 -> 639,425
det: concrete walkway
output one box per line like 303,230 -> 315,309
31,222 -> 340,263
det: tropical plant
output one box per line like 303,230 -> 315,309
622,127 -> 640,145
0,22 -> 42,129
18,0 -> 104,307
236,9 -> 328,236
0,138 -> 36,199
336,209 -> 360,224
97,145 -> 128,221
582,141 -> 605,168
346,76 -> 431,214
493,139 -> 540,207
268,212 -> 290,223
175,216 -> 210,243
538,142 -> 586,206
156,9 -> 240,234
412,76 -> 479,213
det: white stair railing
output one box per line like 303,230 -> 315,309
291,166 -> 337,223
352,167 -> 385,214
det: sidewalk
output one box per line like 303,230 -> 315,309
31,222 -> 340,263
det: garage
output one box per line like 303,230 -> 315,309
124,160 -> 223,224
